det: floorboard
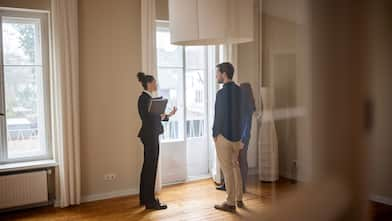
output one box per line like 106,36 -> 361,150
0,176 -> 295,221
1,176 -> 391,220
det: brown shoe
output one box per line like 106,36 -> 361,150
237,201 -> 244,208
214,203 -> 236,212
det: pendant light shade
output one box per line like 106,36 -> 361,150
168,0 -> 254,45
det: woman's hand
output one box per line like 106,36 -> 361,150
168,106 -> 177,117
239,142 -> 245,150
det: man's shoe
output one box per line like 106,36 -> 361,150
214,203 -> 236,212
216,184 -> 226,191
237,201 -> 244,208
145,200 -> 168,210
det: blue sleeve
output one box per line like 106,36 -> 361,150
212,92 -> 222,138
241,114 -> 252,145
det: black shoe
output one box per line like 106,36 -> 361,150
145,199 -> 168,210
216,184 -> 226,191
237,201 -> 244,208
214,203 -> 236,212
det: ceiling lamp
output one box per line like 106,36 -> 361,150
168,0 -> 254,45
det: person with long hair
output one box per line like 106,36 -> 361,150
136,72 -> 177,210
238,83 -> 256,192
216,82 -> 256,193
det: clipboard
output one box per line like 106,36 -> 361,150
148,98 -> 168,114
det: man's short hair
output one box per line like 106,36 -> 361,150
216,62 -> 235,79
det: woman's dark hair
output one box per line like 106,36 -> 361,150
240,83 -> 256,111
137,72 -> 155,90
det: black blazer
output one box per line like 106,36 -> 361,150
137,92 -> 168,138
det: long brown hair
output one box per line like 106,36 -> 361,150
240,82 -> 256,111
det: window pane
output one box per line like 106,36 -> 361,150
156,28 -> 183,67
3,66 -> 47,159
2,17 -> 42,65
185,69 -> 206,138
157,68 -> 184,141
185,46 -> 206,69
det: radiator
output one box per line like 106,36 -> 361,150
0,170 -> 48,209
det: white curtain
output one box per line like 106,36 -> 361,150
51,0 -> 81,207
141,0 -> 162,192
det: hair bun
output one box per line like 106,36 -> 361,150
137,72 -> 145,82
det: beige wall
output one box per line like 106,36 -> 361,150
156,0 -> 168,20
368,3 -> 392,202
237,0 -> 260,109
0,0 -> 50,10
79,0 -> 142,198
261,13 -> 299,179
259,0 -> 311,181
238,0 -> 309,180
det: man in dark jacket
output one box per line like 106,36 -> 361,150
212,62 -> 244,212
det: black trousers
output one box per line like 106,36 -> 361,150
139,135 -> 160,205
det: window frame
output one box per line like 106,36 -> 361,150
0,8 -> 52,164
156,21 -> 214,142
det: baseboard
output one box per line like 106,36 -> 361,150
186,174 -> 211,182
280,171 -> 295,180
81,188 -> 139,203
370,194 -> 392,206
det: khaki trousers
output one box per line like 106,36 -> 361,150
215,135 -> 243,206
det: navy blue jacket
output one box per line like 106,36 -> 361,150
240,93 -> 255,145
212,82 -> 242,142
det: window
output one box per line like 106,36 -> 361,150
156,22 -> 211,141
195,90 -> 202,104
0,10 -> 51,163
156,24 -> 184,141
185,46 -> 207,139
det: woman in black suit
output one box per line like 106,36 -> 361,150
137,72 -> 176,210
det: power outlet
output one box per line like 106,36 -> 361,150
104,173 -> 117,181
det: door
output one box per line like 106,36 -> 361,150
185,46 -> 209,180
156,23 -> 217,184
156,24 -> 187,184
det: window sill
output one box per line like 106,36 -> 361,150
0,160 -> 57,173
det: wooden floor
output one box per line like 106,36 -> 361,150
1,176 -> 296,221
1,176 -> 391,221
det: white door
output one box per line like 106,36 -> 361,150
156,23 -> 217,184
156,25 -> 187,184
185,46 -> 209,180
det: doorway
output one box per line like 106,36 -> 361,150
156,22 -> 218,185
